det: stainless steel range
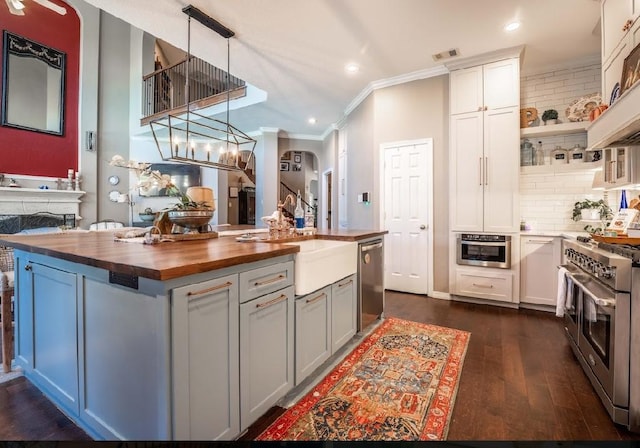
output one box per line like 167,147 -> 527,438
562,238 -> 640,432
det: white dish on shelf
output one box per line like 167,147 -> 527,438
565,92 -> 602,122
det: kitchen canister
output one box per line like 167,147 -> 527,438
569,144 -> 586,164
551,145 -> 568,165
520,139 -> 533,166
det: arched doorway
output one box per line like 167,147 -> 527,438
278,150 -> 319,226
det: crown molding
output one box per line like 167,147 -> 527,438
444,45 -> 525,71
279,133 -> 324,141
259,127 -> 280,134
343,65 -> 449,117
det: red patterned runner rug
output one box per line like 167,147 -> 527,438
256,317 -> 470,441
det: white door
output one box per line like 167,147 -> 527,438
382,140 -> 431,294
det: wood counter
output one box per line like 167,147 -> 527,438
0,231 -> 299,280
0,228 -> 387,280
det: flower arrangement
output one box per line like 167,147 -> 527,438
109,155 -> 211,210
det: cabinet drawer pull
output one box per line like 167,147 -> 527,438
254,274 -> 285,287
187,281 -> 233,297
256,294 -> 288,309
528,239 -> 554,244
24,264 -> 32,271
337,279 -> 353,288
306,292 -> 326,304
472,283 -> 493,289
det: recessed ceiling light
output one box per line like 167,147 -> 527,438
345,63 -> 360,74
505,21 -> 520,32
308,117 -> 317,125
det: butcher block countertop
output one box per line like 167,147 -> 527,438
0,231 -> 299,281
0,228 -> 387,281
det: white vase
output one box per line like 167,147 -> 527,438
581,209 -> 600,220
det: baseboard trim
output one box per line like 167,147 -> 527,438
518,302 -> 556,314
430,291 -> 450,300
450,294 -> 519,309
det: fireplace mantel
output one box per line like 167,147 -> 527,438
0,187 -> 85,218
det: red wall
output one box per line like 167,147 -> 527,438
0,0 -> 80,177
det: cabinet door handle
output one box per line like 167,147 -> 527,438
256,294 -> 288,309
472,283 -> 493,289
187,281 -> 232,297
484,106 -> 488,111
337,279 -> 353,288
479,157 -> 483,186
477,106 -> 483,112
484,157 -> 488,185
24,264 -> 32,271
306,292 -> 326,304
254,274 -> 285,287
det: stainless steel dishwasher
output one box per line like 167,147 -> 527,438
358,239 -> 384,332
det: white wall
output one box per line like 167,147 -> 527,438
520,61 -> 609,231
520,168 -> 609,231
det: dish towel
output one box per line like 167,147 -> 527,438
556,267 -> 569,317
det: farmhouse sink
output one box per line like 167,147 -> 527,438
288,239 -> 358,295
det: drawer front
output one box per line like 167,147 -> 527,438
239,261 -> 294,304
455,270 -> 513,303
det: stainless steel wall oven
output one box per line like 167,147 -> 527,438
456,234 -> 511,269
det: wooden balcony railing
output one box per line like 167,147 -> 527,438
141,56 -> 246,121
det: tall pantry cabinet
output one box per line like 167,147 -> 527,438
449,56 -> 521,233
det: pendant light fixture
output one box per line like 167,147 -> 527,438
149,4 -> 256,173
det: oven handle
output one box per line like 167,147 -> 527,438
459,240 -> 507,247
565,271 -> 616,309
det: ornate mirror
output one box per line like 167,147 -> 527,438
1,31 -> 65,135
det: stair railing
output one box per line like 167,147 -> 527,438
142,56 -> 245,118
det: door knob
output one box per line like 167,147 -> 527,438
25,264 -> 32,271
420,224 -> 426,230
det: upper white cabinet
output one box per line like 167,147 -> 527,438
602,146 -> 640,187
601,0 -> 640,103
450,57 -> 520,233
602,0 -> 640,64
450,59 -> 519,115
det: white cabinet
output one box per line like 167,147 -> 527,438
18,261 -> 79,415
450,108 -> 520,233
602,0 -> 640,65
240,262 -> 294,432
294,274 -> 356,386
450,57 -> 520,233
331,274 -> 357,353
602,146 -> 640,187
172,274 -> 239,440
294,285 -> 331,385
601,0 -> 640,100
453,268 -> 514,303
520,236 -> 562,307
450,58 -> 519,115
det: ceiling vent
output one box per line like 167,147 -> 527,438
432,48 -> 460,62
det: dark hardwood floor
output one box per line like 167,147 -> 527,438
1,291 -> 639,441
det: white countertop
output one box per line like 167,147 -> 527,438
520,230 -> 589,240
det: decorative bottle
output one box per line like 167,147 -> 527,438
295,190 -> 304,230
534,141 -> 545,165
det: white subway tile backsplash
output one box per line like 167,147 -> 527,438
519,62 -> 603,231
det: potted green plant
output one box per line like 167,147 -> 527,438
572,199 -> 612,222
542,109 -> 559,125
